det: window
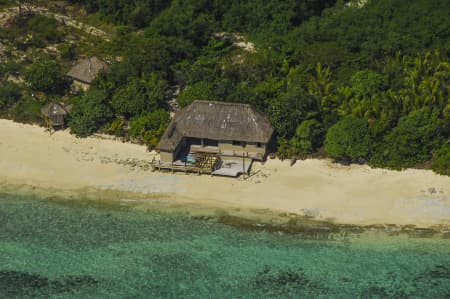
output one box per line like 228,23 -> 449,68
204,139 -> 219,147
232,141 -> 246,147
256,143 -> 263,148
189,138 -> 202,145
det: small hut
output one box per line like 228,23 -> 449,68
66,56 -> 108,91
41,102 -> 72,130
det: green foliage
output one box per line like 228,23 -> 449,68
24,58 -> 62,92
95,61 -> 138,91
9,95 -> 42,124
68,0 -> 171,28
325,117 -> 371,162
0,82 -> 22,110
107,118 -> 126,137
306,63 -> 340,127
298,42 -> 348,70
120,36 -> 177,76
350,70 -> 385,97
129,109 -> 170,149
5,0 -> 447,175
69,89 -> 113,137
289,0 -> 449,65
145,1 -> 215,48
173,38 -> 232,85
276,137 -> 296,160
431,144 -> 450,176
178,81 -> 218,108
27,15 -> 63,44
268,80 -> 317,137
58,43 -> 77,61
396,51 -> 449,114
5,14 -> 63,49
0,61 -> 23,79
111,74 -> 167,118
370,108 -> 446,169
0,0 -> 14,6
291,119 -> 324,155
249,78 -> 284,111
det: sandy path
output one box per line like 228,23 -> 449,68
0,6 -> 109,40
1,119 -> 449,227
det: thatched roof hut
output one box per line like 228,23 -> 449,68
66,56 -> 108,84
157,101 -> 274,152
41,102 -> 71,128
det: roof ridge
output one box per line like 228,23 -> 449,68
157,100 -> 274,151
192,100 -> 252,108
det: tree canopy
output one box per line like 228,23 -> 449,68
325,116 -> 371,163
0,0 -> 448,174
24,58 -> 62,92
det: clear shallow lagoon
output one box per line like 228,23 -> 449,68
1,192 -> 449,298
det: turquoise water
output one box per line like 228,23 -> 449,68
1,192 -> 450,298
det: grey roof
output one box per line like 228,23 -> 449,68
157,101 -> 274,151
40,102 -> 69,117
66,56 -> 108,84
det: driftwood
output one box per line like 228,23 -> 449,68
290,156 -> 297,167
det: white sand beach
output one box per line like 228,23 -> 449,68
1,119 -> 449,227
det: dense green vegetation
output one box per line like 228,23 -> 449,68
68,89 -> 113,137
24,57 -> 63,92
0,0 -> 448,174
324,116 -> 371,163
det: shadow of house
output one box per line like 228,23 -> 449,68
41,102 -> 72,130
66,56 -> 108,92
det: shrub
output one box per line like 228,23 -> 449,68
276,137 -> 296,160
58,43 -> 76,61
370,108 -> 445,169
431,144 -> 450,176
129,109 -> 169,149
24,57 -> 62,92
0,82 -> 22,110
69,89 -> 113,137
350,69 -> 386,96
9,95 -> 42,124
324,116 -> 371,162
178,81 -> 218,108
27,15 -> 63,44
108,118 -> 126,137
291,119 -> 324,155
111,74 -> 167,118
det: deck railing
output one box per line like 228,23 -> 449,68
151,151 -> 221,174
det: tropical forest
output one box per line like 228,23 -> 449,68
0,0 -> 449,175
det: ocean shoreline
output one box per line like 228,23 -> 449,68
1,118 -> 450,230
1,181 -> 449,238
2,185 -> 450,299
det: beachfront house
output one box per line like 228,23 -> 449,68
153,100 -> 273,176
66,56 -> 108,92
41,102 -> 72,130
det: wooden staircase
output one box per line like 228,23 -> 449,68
193,152 -> 221,172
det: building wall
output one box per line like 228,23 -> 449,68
218,140 -> 266,160
160,138 -> 268,163
160,151 -> 174,163
159,139 -> 185,163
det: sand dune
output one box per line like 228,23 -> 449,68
1,119 -> 449,227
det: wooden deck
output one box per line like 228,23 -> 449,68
151,151 -> 221,175
211,157 -> 252,177
151,151 -> 253,177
